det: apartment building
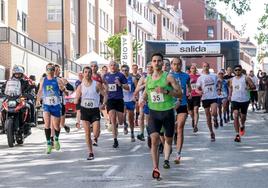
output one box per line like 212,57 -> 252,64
28,0 -> 114,62
167,0 -> 256,72
115,0 -> 188,68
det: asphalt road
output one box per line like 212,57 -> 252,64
0,109 -> 268,188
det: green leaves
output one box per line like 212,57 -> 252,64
207,0 -> 251,15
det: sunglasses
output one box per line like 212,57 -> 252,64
122,69 -> 129,72
234,69 -> 241,72
46,67 -> 55,71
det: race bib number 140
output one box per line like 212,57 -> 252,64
81,99 -> 94,108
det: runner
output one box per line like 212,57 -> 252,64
121,64 -> 137,142
229,65 -> 255,142
100,65 -> 110,129
103,61 -> 129,148
36,63 -> 66,154
144,53 -> 182,179
223,67 -> 234,122
90,61 -> 103,146
196,62 -> 220,141
134,63 -> 153,143
170,57 -> 191,164
188,64 -> 201,133
74,66 -> 106,159
130,64 -> 141,127
75,72 -> 83,129
217,70 -> 229,127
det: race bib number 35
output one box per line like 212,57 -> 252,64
81,99 -> 94,108
150,92 -> 164,103
108,84 -> 117,91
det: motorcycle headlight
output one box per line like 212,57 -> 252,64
8,100 -> 17,107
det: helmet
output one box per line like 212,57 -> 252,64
12,65 -> 25,75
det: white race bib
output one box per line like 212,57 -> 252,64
234,84 -> 241,91
204,85 -> 215,93
191,83 -> 197,90
108,84 -> 117,91
44,96 -> 60,105
150,91 -> 164,103
4,80 -> 21,96
81,98 -> 95,108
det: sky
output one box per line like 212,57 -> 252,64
215,0 -> 267,45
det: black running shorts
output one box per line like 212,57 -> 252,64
188,96 -> 201,111
202,99 -> 217,109
81,107 -> 100,124
231,101 -> 250,115
106,99 -> 124,113
148,109 -> 175,137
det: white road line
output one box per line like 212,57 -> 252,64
102,165 -> 119,177
130,145 -> 141,152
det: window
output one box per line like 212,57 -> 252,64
128,0 -> 132,6
163,17 -> 166,27
128,20 -> 132,33
207,26 -> 214,38
1,0 -> 5,22
47,0 -> 61,21
88,3 -> 95,23
22,12 -> 27,32
88,37 -> 95,52
167,18 -> 170,29
152,14 -> 156,24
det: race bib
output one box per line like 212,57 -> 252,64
150,91 -> 164,103
4,80 -> 21,96
44,96 -> 60,105
81,98 -> 94,108
108,84 -> 117,91
191,83 -> 197,90
204,85 -> 215,93
234,84 -> 241,91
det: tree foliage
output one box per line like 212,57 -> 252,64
255,3 -> 268,62
207,0 -> 251,15
105,31 -> 143,63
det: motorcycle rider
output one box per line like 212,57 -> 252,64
1,65 -> 35,135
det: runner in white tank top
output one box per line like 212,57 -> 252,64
196,62 -> 221,141
75,66 -> 107,160
229,65 -> 256,142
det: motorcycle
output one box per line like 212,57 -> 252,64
0,79 -> 31,147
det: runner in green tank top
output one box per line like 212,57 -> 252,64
142,53 -> 182,179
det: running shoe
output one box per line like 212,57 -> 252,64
224,117 -> 227,124
234,134 -> 241,142
239,126 -> 245,136
93,138 -> 98,146
124,127 -> 128,135
211,132 -> 216,142
113,139 -> 119,148
174,154 -> 181,164
152,168 -> 160,179
193,127 -> 198,133
87,153 -> 94,160
54,140 -> 61,151
163,160 -> 170,169
147,136 -> 151,149
137,133 -> 145,141
64,125 -> 70,133
131,134 -> 135,142
46,144 -> 52,154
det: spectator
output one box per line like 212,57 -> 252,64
257,70 -> 266,110
248,70 -> 259,111
264,74 -> 268,113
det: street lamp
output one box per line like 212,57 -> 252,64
61,0 -> 65,77
134,21 -> 142,65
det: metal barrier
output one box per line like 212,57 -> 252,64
0,27 -> 82,74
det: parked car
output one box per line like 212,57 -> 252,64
65,79 -> 77,117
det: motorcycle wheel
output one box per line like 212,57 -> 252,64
6,119 -> 14,147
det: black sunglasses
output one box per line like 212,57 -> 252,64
234,69 -> 241,72
122,69 -> 129,72
46,67 -> 55,71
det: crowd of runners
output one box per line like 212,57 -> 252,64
34,52 -> 267,179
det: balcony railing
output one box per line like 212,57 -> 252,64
0,27 -> 82,74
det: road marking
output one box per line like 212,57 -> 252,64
102,165 -> 119,177
130,145 -> 141,152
